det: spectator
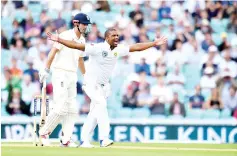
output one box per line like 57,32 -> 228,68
216,69 -> 237,99
189,85 -> 205,109
39,10 -> 50,26
206,1 -> 220,20
135,58 -> 150,75
201,59 -> 218,76
166,24 -> 176,47
10,57 -> 22,78
150,57 -> 167,77
195,19 -> 212,44
6,88 -> 31,116
149,97 -> 165,115
1,31 -> 12,70
115,9 -> 131,29
129,4 -> 144,28
223,85 -> 237,114
219,48 -> 237,78
200,66 -> 217,93
169,92 -> 186,117
231,38 -> 237,63
186,37 -> 205,65
33,45 -> 48,71
90,23 -> 104,41
157,43 -> 170,64
53,11 -> 66,30
150,77 -> 173,104
1,0 -> 15,18
12,38 -> 27,61
146,9 -> 160,31
201,33 -> 214,52
137,82 -> 151,107
142,1 -> 152,20
96,0 -> 110,12
21,74 -> 40,105
10,30 -> 26,48
200,45 -> 222,67
169,39 -> 188,67
12,19 -> 24,37
170,1 -> 185,23
120,29 -> 136,45
12,0 -> 24,9
2,68 -> 21,94
24,17 -> 41,39
158,1 -> 171,21
122,86 -> 138,109
227,11 -> 237,34
166,64 -> 185,92
218,33 -> 230,52
23,58 -> 39,82
183,22 -> 195,40
204,88 -> 223,109
27,37 -> 42,59
1,30 -> 9,49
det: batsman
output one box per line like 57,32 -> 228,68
38,13 -> 91,147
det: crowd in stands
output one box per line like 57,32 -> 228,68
1,0 -> 237,119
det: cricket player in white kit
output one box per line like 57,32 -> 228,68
47,28 -> 167,147
39,13 -> 91,147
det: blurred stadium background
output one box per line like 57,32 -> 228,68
1,0 -> 237,144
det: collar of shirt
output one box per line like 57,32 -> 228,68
71,28 -> 84,41
104,40 -> 111,50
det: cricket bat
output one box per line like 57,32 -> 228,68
39,79 -> 47,145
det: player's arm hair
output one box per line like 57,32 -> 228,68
78,57 -> 86,75
46,47 -> 59,69
129,42 -> 156,52
58,38 -> 85,51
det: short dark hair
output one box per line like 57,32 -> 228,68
104,28 -> 117,38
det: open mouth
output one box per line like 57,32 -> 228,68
114,39 -> 119,45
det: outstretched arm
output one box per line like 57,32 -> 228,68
129,36 -> 167,52
47,32 -> 85,51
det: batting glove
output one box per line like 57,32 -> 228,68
39,68 -> 50,83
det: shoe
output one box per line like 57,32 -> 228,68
80,141 -> 95,148
60,139 -> 79,148
40,134 -> 51,146
100,139 -> 113,147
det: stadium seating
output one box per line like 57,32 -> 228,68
202,109 -> 220,119
117,108 -> 132,118
186,109 -> 204,119
131,108 -> 151,118
220,109 -> 232,119
168,114 -> 184,119
150,114 -> 166,119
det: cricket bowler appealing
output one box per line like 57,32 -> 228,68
47,28 -> 167,148
38,13 -> 91,147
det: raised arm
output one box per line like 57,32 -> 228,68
129,36 -> 167,52
47,32 -> 85,51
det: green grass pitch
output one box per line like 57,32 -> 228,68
1,142 -> 237,156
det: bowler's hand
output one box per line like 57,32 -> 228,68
154,36 -> 167,46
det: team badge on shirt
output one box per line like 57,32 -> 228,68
102,51 -> 108,57
114,52 -> 118,57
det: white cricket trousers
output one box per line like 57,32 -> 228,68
81,82 -> 111,143
39,68 -> 78,143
